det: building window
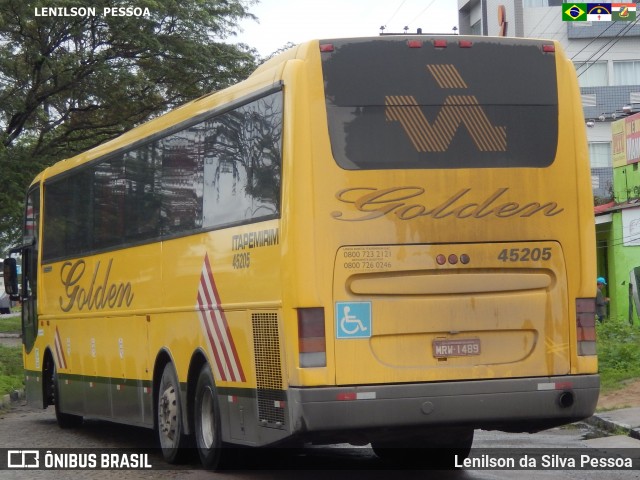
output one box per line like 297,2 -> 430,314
589,142 -> 612,168
590,142 -> 612,201
613,61 -> 640,86
575,62 -> 608,87
470,20 -> 481,35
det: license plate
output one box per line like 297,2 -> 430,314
433,338 -> 481,358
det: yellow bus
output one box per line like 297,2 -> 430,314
4,35 -> 598,468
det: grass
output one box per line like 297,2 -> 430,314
0,314 -> 22,397
596,319 -> 640,393
0,344 -> 23,396
0,315 -> 20,334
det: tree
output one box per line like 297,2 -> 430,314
0,0 -> 259,253
262,41 -> 296,61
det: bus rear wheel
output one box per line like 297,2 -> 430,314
157,362 -> 189,463
194,363 -> 236,469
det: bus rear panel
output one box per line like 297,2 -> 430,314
283,36 -> 598,445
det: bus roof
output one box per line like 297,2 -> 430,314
34,35 -> 562,185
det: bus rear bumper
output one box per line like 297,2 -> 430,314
288,375 -> 599,437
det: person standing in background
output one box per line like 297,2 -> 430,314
596,277 -> 609,323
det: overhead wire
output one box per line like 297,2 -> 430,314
597,232 -> 640,248
576,19 -> 637,71
576,17 -> 640,77
538,8 -> 568,38
570,21 -> 618,61
383,0 -> 409,31
405,0 -> 437,29
527,7 -> 556,37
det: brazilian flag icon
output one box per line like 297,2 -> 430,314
563,3 -> 587,21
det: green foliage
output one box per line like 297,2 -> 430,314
0,0 -> 260,251
0,315 -> 20,333
0,317 -> 22,396
0,143 -> 48,253
262,41 -> 297,62
597,320 -> 640,391
0,345 -> 23,396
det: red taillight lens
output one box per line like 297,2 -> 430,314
542,44 -> 555,53
320,44 -> 334,53
433,39 -> 448,48
298,308 -> 326,367
458,40 -> 473,48
436,253 -> 470,265
576,298 -> 596,355
336,392 -> 357,401
407,40 -> 422,48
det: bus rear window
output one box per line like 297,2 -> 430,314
320,37 -> 559,170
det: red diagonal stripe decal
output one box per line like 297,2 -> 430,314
54,326 -> 67,370
196,254 -> 245,382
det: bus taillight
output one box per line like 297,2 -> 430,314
542,44 -> 555,53
576,298 -> 596,356
298,308 -> 327,367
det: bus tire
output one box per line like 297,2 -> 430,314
52,362 -> 83,428
194,363 -> 236,469
157,362 -> 189,463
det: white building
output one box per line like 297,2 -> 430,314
458,0 -> 640,201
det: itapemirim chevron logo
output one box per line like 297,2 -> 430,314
562,3 -> 637,22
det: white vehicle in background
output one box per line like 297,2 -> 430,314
0,259 -> 16,314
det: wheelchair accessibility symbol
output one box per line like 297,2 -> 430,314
336,302 -> 372,339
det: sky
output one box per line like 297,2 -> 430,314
234,0 -> 460,57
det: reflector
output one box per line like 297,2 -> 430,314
298,308 -> 326,367
576,298 -> 596,356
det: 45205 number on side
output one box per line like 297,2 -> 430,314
497,247 -> 552,263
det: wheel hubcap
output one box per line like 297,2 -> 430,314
159,384 -> 178,443
200,386 -> 216,448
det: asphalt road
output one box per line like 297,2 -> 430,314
0,402 -> 638,479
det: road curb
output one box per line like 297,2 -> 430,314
586,413 -> 640,441
0,389 -> 24,409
